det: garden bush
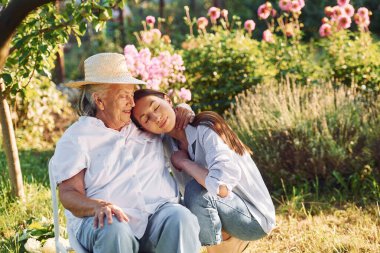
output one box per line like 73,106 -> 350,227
10,76 -> 76,149
226,80 -> 380,202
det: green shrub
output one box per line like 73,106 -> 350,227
10,76 -> 76,149
318,31 -> 380,92
226,80 -> 380,202
182,28 -> 273,113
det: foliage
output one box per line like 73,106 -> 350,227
182,27 -> 271,113
227,80 -> 380,203
0,0 -> 125,98
318,30 -> 380,91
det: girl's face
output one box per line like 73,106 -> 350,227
133,95 -> 176,134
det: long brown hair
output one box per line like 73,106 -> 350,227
191,111 -> 252,156
133,89 -> 252,156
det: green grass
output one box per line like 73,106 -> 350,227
0,149 -> 379,253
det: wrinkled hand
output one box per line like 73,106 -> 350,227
93,202 -> 129,229
174,107 -> 195,129
171,150 -> 191,171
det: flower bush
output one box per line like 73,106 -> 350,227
317,1 -> 380,91
124,16 -> 190,104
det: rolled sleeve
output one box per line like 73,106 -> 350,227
199,126 -> 241,198
51,137 -> 88,184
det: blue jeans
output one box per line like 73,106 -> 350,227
184,180 -> 266,246
77,202 -> 201,253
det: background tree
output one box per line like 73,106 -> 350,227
0,0 -> 125,200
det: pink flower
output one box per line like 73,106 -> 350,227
263,29 -> 274,43
290,0 -> 302,12
337,15 -> 351,29
244,20 -> 256,32
354,13 -> 370,28
146,16 -> 155,26
343,4 -> 355,17
321,17 -> 329,24
279,0 -> 291,12
197,17 -> 209,29
178,88 -> 192,101
337,0 -> 349,7
325,6 -> 334,17
298,0 -> 305,8
208,7 -> 220,21
319,23 -> 332,37
257,4 -> 271,19
331,6 -> 344,20
221,9 -> 228,19
357,7 -> 369,18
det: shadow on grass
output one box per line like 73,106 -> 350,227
0,149 -> 54,188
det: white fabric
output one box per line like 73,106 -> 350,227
164,125 -> 276,234
50,116 -> 179,239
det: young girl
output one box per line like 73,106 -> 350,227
132,89 -> 275,253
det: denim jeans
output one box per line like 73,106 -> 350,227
76,202 -> 201,253
184,180 -> 266,246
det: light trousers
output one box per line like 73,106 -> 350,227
77,202 -> 201,253
184,180 -> 266,246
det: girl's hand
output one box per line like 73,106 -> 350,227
174,106 -> 195,129
171,150 -> 191,171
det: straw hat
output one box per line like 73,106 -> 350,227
65,53 -> 146,88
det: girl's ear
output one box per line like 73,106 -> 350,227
93,93 -> 105,110
163,95 -> 173,107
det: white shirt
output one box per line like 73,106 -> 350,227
163,125 -> 276,234
50,116 -> 179,239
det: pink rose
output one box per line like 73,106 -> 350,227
257,4 -> 271,19
197,17 -> 209,29
343,4 -> 355,17
337,0 -> 349,7
319,23 -> 332,37
290,0 -> 302,12
357,7 -> 369,18
208,7 -> 220,21
244,20 -> 256,32
279,0 -> 291,12
146,16 -> 155,26
337,15 -> 351,29
263,29 -> 274,43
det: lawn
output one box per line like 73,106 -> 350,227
0,150 -> 379,253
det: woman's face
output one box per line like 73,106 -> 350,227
133,95 -> 176,134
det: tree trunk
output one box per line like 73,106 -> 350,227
159,0 -> 165,18
117,7 -> 126,48
0,82 -> 24,200
0,0 -> 54,199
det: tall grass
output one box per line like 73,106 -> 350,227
227,80 -> 380,203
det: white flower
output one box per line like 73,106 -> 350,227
41,237 -> 71,253
24,238 -> 42,253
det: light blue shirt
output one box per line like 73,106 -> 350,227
164,125 -> 276,234
51,116 -> 179,239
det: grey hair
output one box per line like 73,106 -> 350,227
77,84 -> 109,116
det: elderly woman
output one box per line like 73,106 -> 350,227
50,53 -> 200,253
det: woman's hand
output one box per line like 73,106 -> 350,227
174,106 -> 195,129
171,150 -> 191,171
93,202 -> 129,229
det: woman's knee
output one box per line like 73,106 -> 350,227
98,220 -> 134,241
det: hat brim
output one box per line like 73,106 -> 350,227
65,76 -> 147,88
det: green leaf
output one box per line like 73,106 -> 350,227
1,73 -> 12,84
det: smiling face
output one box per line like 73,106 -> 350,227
132,94 -> 176,134
95,84 -> 135,130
